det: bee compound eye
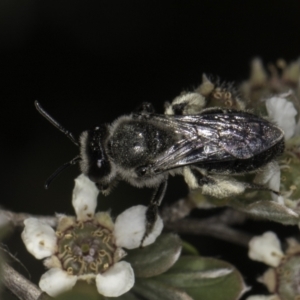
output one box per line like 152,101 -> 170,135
136,166 -> 148,177
95,182 -> 109,191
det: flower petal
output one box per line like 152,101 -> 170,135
248,231 -> 284,267
96,261 -> 134,297
265,96 -> 297,140
39,268 -> 77,297
21,218 -> 57,259
72,174 -> 99,221
114,205 -> 163,249
254,162 -> 281,201
258,268 -> 277,293
249,58 -> 268,86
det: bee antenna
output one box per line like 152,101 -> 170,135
35,100 -> 79,147
45,155 -> 81,189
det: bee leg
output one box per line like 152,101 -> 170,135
188,167 -> 280,198
185,167 -> 248,198
243,182 -> 280,195
140,177 -> 168,247
135,102 -> 155,113
164,93 -> 206,115
183,167 -> 214,190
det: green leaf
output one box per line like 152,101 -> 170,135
56,282 -> 104,300
56,284 -> 140,300
154,256 -> 245,300
126,233 -> 182,278
181,240 -> 199,256
110,291 -> 140,300
236,200 -> 299,225
56,291 -> 103,300
134,278 -> 193,300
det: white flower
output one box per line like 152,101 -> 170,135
265,94 -> 297,140
96,261 -> 134,297
21,218 -> 57,259
39,268 -> 77,296
114,205 -> 163,249
254,162 -> 281,201
72,174 -> 99,221
22,174 -> 163,297
248,231 -> 284,267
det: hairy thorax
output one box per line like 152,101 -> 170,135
108,120 -> 175,169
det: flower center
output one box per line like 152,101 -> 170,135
56,221 -> 116,276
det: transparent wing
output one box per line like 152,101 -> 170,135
137,109 -> 284,174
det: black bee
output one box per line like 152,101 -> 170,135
35,96 -> 284,244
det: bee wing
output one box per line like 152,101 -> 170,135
145,110 -> 284,173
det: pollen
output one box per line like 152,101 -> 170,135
56,220 -> 116,276
64,233 -> 73,239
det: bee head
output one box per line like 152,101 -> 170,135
80,125 -> 113,191
35,101 -> 115,191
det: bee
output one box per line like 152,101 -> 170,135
35,95 -> 284,244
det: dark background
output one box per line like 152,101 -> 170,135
1,0 -> 300,298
